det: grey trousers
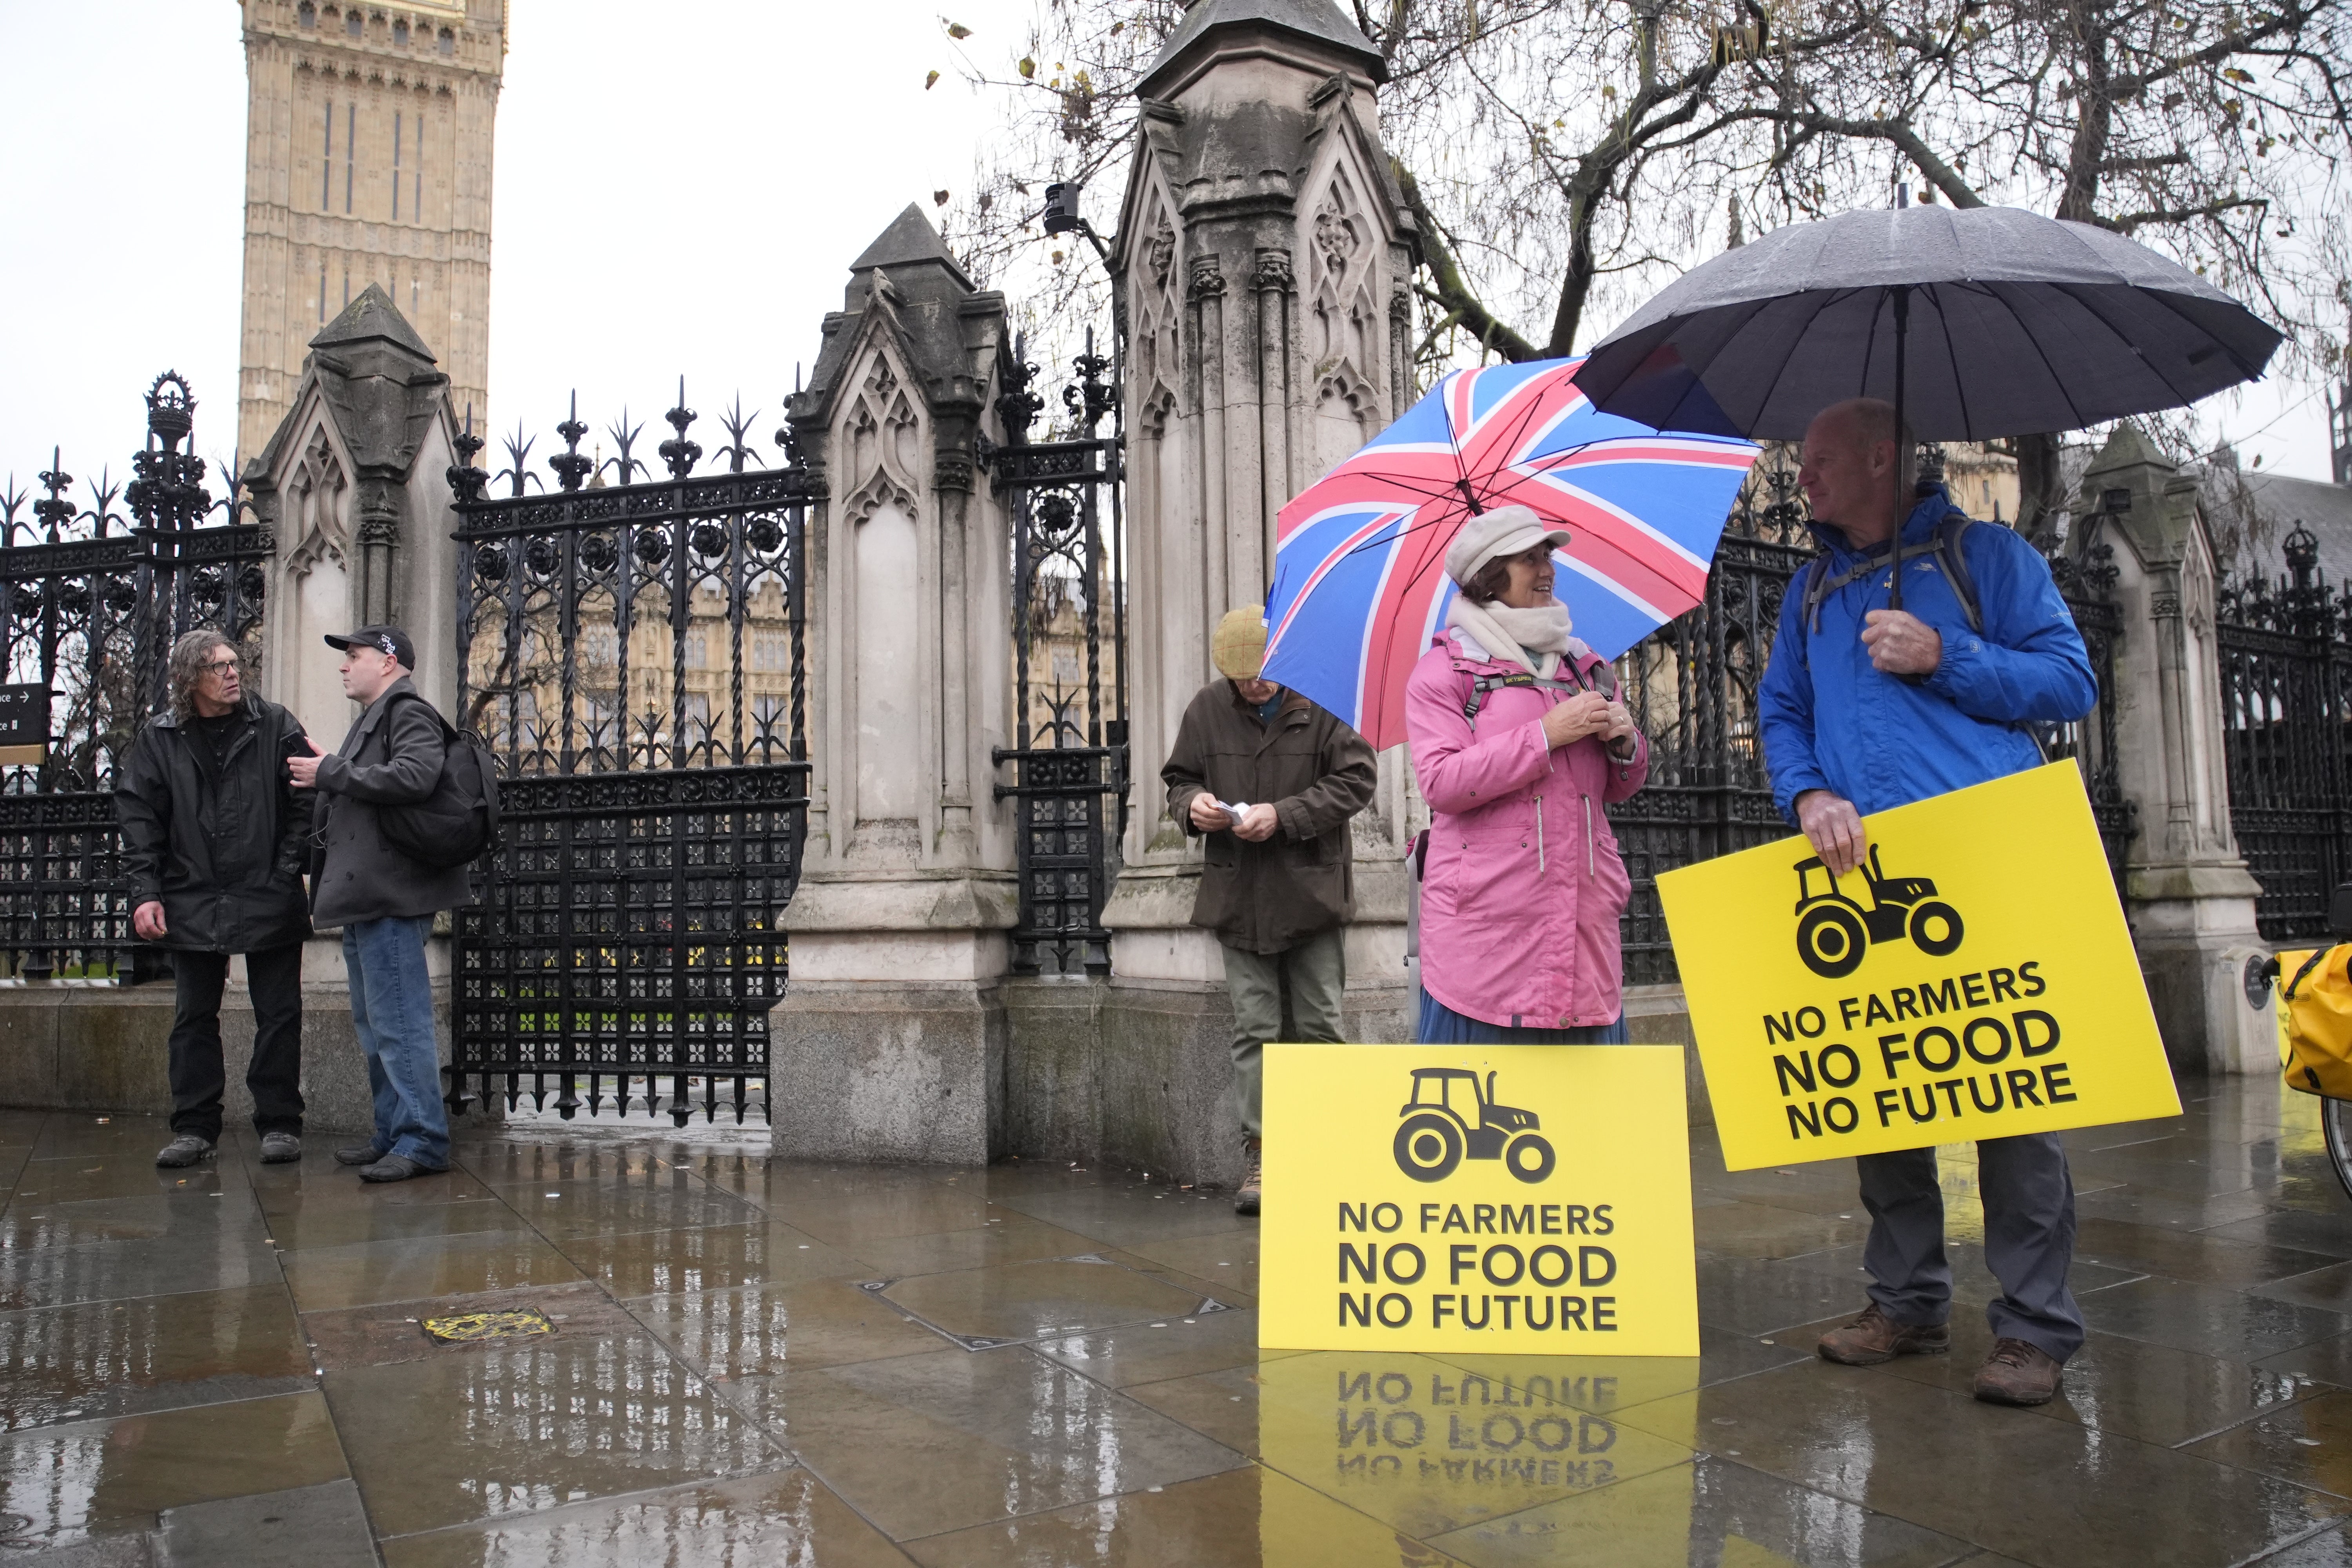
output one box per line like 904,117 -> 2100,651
1857,1131 -> 2086,1363
1220,927 -> 1347,1141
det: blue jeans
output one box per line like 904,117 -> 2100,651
1416,989 -> 1628,1044
341,915 -> 449,1167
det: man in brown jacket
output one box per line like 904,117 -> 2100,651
1163,607 -> 1378,1216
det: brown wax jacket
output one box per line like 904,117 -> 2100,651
1161,679 -> 1378,955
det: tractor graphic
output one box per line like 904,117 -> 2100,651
1793,846 -> 1964,979
1394,1068 -> 1555,1184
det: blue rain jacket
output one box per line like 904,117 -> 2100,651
1757,487 -> 2098,823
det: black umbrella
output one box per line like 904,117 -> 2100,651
1570,202 -> 2283,606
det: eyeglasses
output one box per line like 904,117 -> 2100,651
198,657 -> 241,677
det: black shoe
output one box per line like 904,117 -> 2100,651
358,1154 -> 446,1184
155,1135 -> 215,1169
258,1132 -> 303,1164
334,1143 -> 388,1166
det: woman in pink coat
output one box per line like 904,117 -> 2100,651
1406,504 -> 1650,1043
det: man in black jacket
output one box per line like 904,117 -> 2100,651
289,625 -> 471,1183
116,630 -> 314,1168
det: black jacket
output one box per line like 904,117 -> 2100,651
309,676 -> 475,927
115,696 -> 313,954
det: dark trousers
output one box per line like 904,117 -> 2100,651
1857,1132 -> 2085,1363
167,943 -> 305,1142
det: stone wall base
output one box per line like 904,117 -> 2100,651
767,980 -> 1008,1164
0,977 -> 455,1137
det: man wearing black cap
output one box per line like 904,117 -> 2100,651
287,624 -> 471,1182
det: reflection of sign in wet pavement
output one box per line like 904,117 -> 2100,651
1659,762 -> 2180,1171
1254,1351 -> 1702,1555
1263,1044 -> 1697,1356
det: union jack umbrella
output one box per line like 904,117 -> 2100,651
1261,356 -> 1760,750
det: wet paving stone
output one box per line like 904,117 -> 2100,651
634,1276 -> 946,1376
0,1082 -> 2349,1562
1607,1367 -> 2351,1567
1036,1308 -> 1267,1388
750,1346 -> 1247,1539
321,1330 -> 782,1537
376,1468 -> 914,1567
160,1478 -> 377,1568
0,1285 -> 310,1431
904,1463 -> 1470,1568
280,1226 -> 589,1313
1425,1453 -> 1974,1568
2077,1274 -> 2352,1361
2182,1388 -> 2352,1499
844,1216 -> 1106,1278
495,1178 -> 765,1241
880,1256 -> 1214,1345
553,1218 -> 866,1298
0,1392 -> 347,1552
0,1229 -> 285,1313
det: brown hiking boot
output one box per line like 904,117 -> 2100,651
1235,1140 -> 1262,1216
1816,1302 -> 1951,1365
1974,1338 -> 2063,1405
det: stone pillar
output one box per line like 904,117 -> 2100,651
1094,0 -> 1420,1184
767,206 -> 1019,1163
231,283 -> 466,1126
248,281 -> 464,737
2077,426 -> 2272,1074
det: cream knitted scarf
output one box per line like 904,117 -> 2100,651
1446,595 -> 1574,679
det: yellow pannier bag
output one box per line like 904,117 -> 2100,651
2276,946 -> 2352,1098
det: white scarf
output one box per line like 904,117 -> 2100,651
1446,595 -> 1574,679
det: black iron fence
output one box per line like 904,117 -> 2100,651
2216,524 -> 2352,941
983,335 -> 1129,976
1610,453 -> 2133,986
448,390 -> 811,1123
0,375 -> 266,981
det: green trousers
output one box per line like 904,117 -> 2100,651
1220,927 -> 1348,1140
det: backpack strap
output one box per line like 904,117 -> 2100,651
1455,660 -> 1602,733
1800,512 -> 1983,636
2285,946 -> 2338,1003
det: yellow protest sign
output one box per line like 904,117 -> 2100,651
1261,1044 -> 1697,1357
1656,761 -> 2178,1171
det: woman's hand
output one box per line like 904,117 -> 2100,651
1540,691 -> 1611,749
1603,699 -> 1639,758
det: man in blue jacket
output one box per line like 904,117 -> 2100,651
1757,397 -> 2098,1407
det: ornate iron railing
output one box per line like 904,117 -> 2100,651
0,375 -> 266,981
984,334 -> 1128,975
449,389 -> 811,1122
1610,453 -> 2132,986
2216,524 -> 2352,940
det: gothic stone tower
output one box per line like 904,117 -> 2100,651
236,0 -> 505,462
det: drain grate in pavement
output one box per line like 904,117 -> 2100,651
421,1308 -> 555,1345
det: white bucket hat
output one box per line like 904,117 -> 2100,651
1443,504 -> 1571,588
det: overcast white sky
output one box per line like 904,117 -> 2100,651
0,1 -> 2338,503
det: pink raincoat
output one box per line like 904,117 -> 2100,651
1406,630 -> 1650,1030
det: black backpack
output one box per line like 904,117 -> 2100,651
376,693 -> 501,869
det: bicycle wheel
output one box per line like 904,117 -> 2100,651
2324,1097 -> 2352,1204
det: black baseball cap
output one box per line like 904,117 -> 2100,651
324,625 -> 416,669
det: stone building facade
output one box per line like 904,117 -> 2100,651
235,0 -> 505,462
